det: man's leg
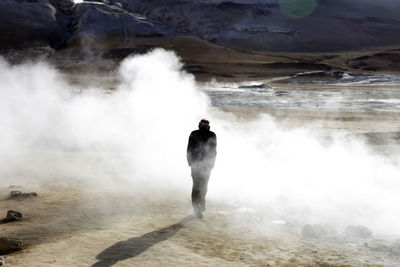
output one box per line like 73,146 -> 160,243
198,169 -> 211,212
191,167 -> 202,217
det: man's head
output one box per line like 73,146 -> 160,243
198,119 -> 210,131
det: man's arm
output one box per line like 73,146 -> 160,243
208,133 -> 217,168
187,133 -> 194,166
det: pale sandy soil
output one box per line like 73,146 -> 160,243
1,76 -> 400,266
0,180 -> 399,267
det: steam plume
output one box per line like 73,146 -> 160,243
0,49 -> 399,236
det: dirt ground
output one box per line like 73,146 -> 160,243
0,179 -> 398,267
1,70 -> 400,266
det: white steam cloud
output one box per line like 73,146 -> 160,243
0,49 -> 399,237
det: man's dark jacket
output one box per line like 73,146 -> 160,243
187,129 -> 217,168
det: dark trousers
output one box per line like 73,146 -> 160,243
191,166 -> 211,212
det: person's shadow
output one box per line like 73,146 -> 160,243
92,215 -> 196,267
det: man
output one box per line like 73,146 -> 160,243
187,119 -> 217,219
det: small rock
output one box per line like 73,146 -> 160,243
345,225 -> 373,238
301,224 -> 328,240
0,256 -> 5,265
10,191 -> 20,197
0,237 -> 23,252
274,90 -> 290,96
238,83 -> 270,89
10,191 -> 38,199
5,210 -> 22,222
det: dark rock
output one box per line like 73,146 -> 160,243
252,7 -> 272,17
127,0 -> 400,52
5,210 -> 22,222
10,191 -> 38,199
345,225 -> 373,239
67,3 -> 169,53
1,0 -> 400,57
0,0 -> 70,50
238,83 -> 269,89
10,191 -> 21,198
0,237 -> 23,252
274,90 -> 290,96
48,0 -> 74,15
301,224 -> 328,240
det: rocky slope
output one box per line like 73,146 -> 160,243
0,0 -> 70,50
2,0 -> 400,80
124,0 -> 400,52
